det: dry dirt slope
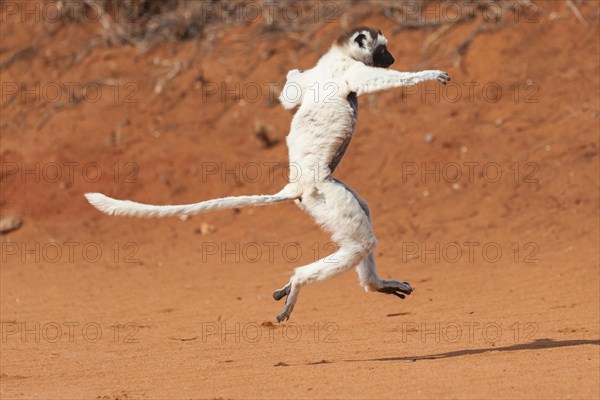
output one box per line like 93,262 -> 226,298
0,1 -> 599,399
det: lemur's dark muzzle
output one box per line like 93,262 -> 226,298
373,45 -> 395,68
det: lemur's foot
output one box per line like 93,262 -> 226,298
276,303 -> 294,323
437,72 -> 451,85
273,283 -> 291,301
273,283 -> 295,322
377,279 -> 413,299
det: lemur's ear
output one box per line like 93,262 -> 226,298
354,33 -> 367,48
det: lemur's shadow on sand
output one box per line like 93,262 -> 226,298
305,339 -> 599,365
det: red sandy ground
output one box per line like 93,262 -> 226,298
1,1 -> 599,399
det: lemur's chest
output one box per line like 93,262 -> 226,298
286,90 -> 359,170
291,89 -> 357,132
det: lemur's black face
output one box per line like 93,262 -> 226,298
341,27 -> 395,69
373,44 -> 394,68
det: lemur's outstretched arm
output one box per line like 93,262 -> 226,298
345,63 -> 450,96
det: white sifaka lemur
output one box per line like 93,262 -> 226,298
85,27 -> 450,322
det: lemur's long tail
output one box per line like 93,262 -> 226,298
84,184 -> 301,218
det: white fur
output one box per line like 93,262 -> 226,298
84,28 -> 449,321
273,31 -> 448,321
84,190 -> 298,218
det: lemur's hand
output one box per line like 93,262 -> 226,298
421,70 -> 450,85
434,71 -> 451,85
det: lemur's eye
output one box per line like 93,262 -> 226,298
354,33 -> 367,48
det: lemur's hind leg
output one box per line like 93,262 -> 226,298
273,283 -> 291,301
359,252 -> 413,298
274,245 -> 374,322
336,179 -> 413,297
274,280 -> 301,322
273,178 -> 377,322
